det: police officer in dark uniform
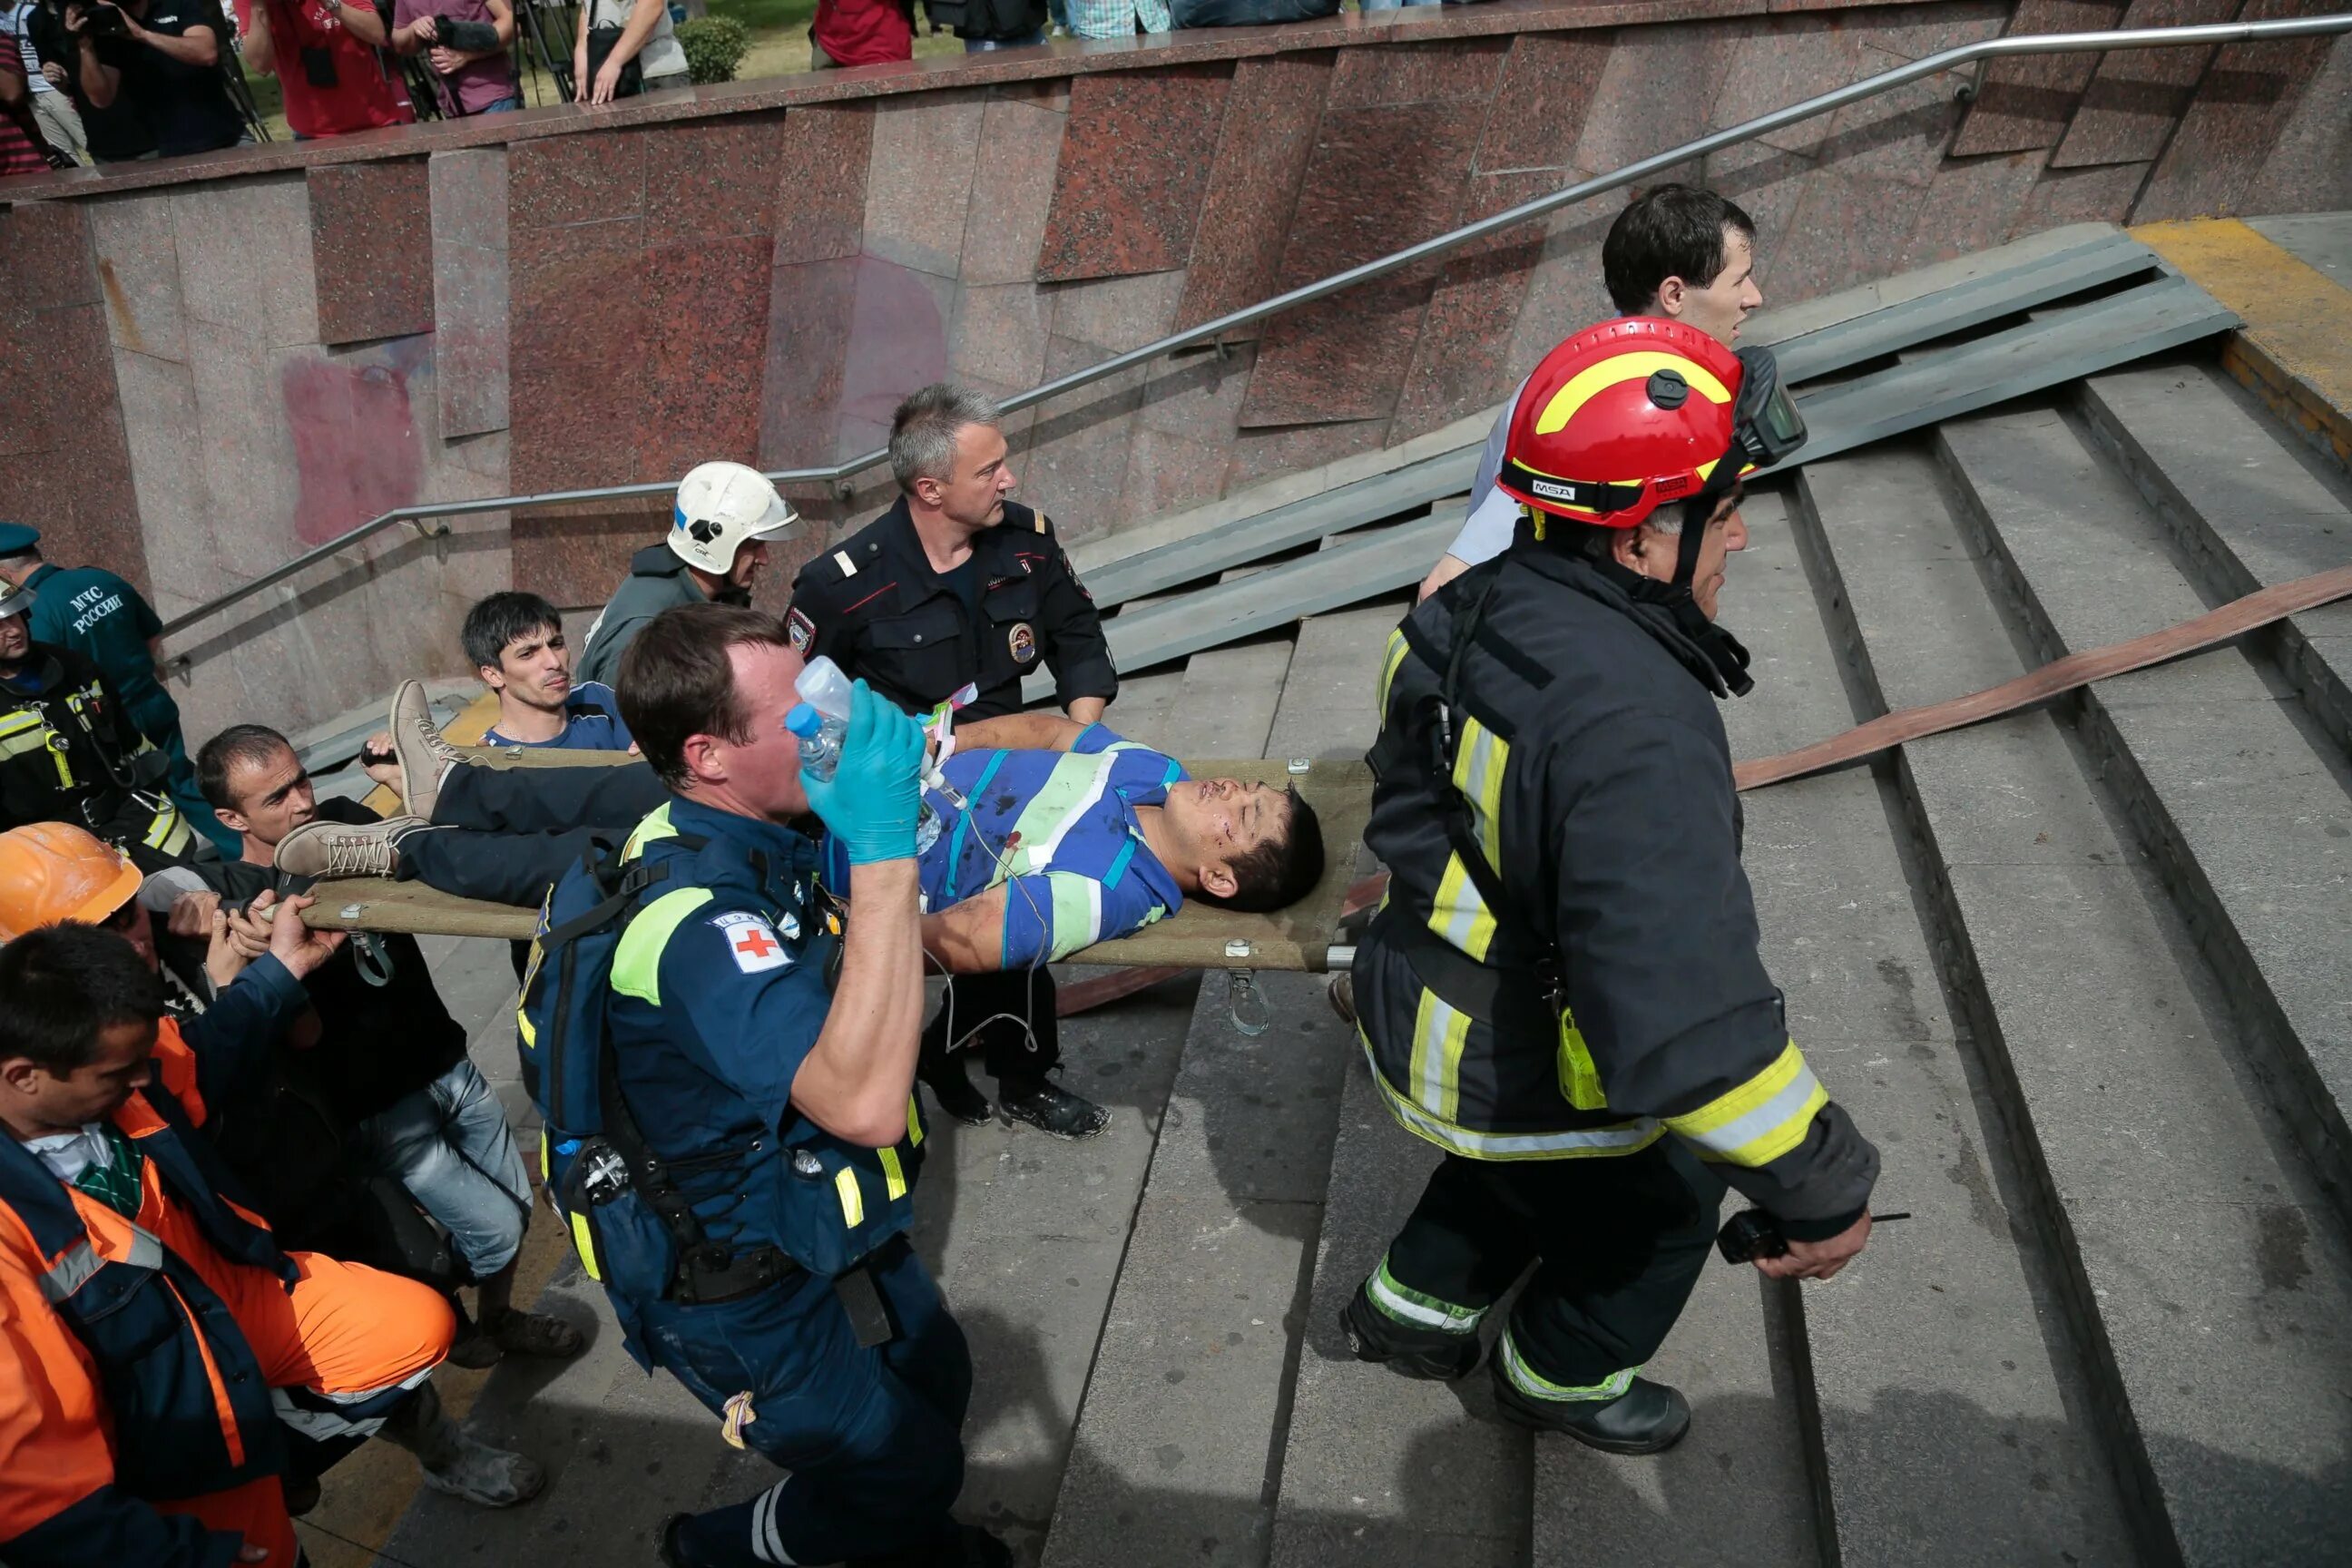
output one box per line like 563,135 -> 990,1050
521,603 -> 1006,1568
1340,319 -> 1879,1453
0,575 -> 195,866
788,382 -> 1118,1141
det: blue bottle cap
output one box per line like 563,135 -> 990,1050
785,703 -> 822,739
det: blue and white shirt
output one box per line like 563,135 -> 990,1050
824,724 -> 1187,966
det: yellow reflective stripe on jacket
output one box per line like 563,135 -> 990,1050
1556,1012 -> 1607,1112
1367,1032 -> 1661,1161
1426,854 -> 1496,960
0,710 -> 51,761
143,800 -> 190,854
621,801 -> 680,860
877,1147 -> 907,1201
1377,628 -> 1409,713
609,887 -> 717,1005
834,1166 -> 865,1229
1408,985 -> 1472,1124
906,1096 -> 923,1147
1449,716 -> 1506,868
1662,1040 -> 1828,1167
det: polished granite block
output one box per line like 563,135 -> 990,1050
1949,0 -> 2126,156
1816,45 -> 1972,188
960,88 -> 1068,287
760,253 -> 862,471
2051,0 -> 2239,170
1050,268 -> 1187,354
429,147 -> 510,439
1477,31 -> 1611,172
1240,101 -> 1485,426
949,278 -> 1054,391
1172,51 -> 1332,335
1900,148 -> 2048,269
1025,335 -> 1147,542
2004,159 -> 2151,238
773,102 -> 874,266
1502,185 -> 1638,376
643,112 -> 789,239
86,191 -> 186,364
171,172 -> 319,348
509,126 -> 651,230
2138,0 -> 2343,219
113,347 -> 214,616
639,232 -> 777,477
279,340 -> 432,547
1573,17 -> 1745,177
1704,134 -> 1815,284
1390,169 -> 1556,441
2242,25 -> 2352,212
1223,415 -> 1390,495
1037,64 -> 1234,283
0,199 -> 97,312
1774,163 -> 1934,297
507,217 -> 651,492
835,256 -> 958,463
864,88 -> 986,279
512,496 -> 669,608
309,160 -> 436,346
1327,34 -> 1510,107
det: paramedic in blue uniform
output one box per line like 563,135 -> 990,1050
787,383 -> 1118,1141
523,603 -> 1008,1568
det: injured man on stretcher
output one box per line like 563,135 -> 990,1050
281,708 -> 1327,971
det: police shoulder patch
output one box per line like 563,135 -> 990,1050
786,607 -> 816,654
710,909 -> 791,973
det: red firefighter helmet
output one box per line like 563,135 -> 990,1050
1494,317 -> 1747,531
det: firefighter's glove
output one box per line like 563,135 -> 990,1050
805,680 -> 928,865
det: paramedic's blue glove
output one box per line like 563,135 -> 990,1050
802,680 -> 927,865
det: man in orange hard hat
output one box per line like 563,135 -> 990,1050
1341,319 -> 1877,1454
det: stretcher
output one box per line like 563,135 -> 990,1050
309,753 -> 1377,975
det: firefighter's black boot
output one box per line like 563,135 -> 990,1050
1338,1281 -> 1485,1381
1489,1366 -> 1691,1455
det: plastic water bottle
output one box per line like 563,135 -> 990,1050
790,657 -> 941,853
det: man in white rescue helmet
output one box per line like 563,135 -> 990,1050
575,462 -> 800,689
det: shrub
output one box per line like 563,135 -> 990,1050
677,16 -> 752,85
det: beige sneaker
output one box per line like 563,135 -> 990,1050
274,815 -> 430,880
390,680 -> 463,818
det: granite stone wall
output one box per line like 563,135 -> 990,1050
0,0 -> 2343,743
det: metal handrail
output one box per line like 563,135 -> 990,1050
157,13 -> 2352,641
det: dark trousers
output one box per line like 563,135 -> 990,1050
396,760 -> 668,906
924,966 -> 1061,1085
642,1237 -> 973,1566
1381,1140 -> 1724,1393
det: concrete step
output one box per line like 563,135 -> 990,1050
2074,360 -> 2352,761
1798,440 -> 2352,1567
1040,618 -> 1377,1568
1936,401 -> 2352,1223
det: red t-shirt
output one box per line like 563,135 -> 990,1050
811,0 -> 911,68
234,0 -> 413,137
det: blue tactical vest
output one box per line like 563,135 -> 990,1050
0,1064 -> 291,1506
516,802 -> 924,1363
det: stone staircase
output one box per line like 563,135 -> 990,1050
346,260 -> 2352,1568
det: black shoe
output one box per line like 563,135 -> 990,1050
1338,1285 -> 1484,1380
849,1523 -> 1014,1567
655,1514 -> 696,1567
1490,1368 -> 1691,1455
921,1063 -> 994,1127
996,1075 -> 1111,1139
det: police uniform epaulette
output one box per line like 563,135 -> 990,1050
797,537 -> 886,596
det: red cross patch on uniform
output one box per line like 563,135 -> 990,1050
711,910 -> 791,974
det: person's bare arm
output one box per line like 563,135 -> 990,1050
920,885 -> 1006,975
389,10 -> 434,50
67,11 -> 122,104
123,12 -> 219,65
783,859 -> 927,1146
583,0 -> 660,103
1418,553 -> 1471,603
950,712 -> 1087,752
327,0 -> 386,48
1065,696 -> 1106,726
238,0 -> 275,74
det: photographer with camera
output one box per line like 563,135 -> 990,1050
62,0 -> 241,159
387,0 -> 515,116
233,0 -> 411,138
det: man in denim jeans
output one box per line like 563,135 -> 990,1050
181,724 -> 586,1379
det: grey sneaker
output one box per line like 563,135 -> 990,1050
390,679 -> 463,818
416,1436 -> 546,1507
274,815 -> 430,880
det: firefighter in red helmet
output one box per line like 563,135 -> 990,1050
1340,318 -> 1877,1453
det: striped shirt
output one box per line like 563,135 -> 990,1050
824,724 -> 1188,965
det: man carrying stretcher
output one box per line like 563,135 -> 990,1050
274,666 -> 1327,977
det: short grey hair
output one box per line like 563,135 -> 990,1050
889,383 -> 1002,494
